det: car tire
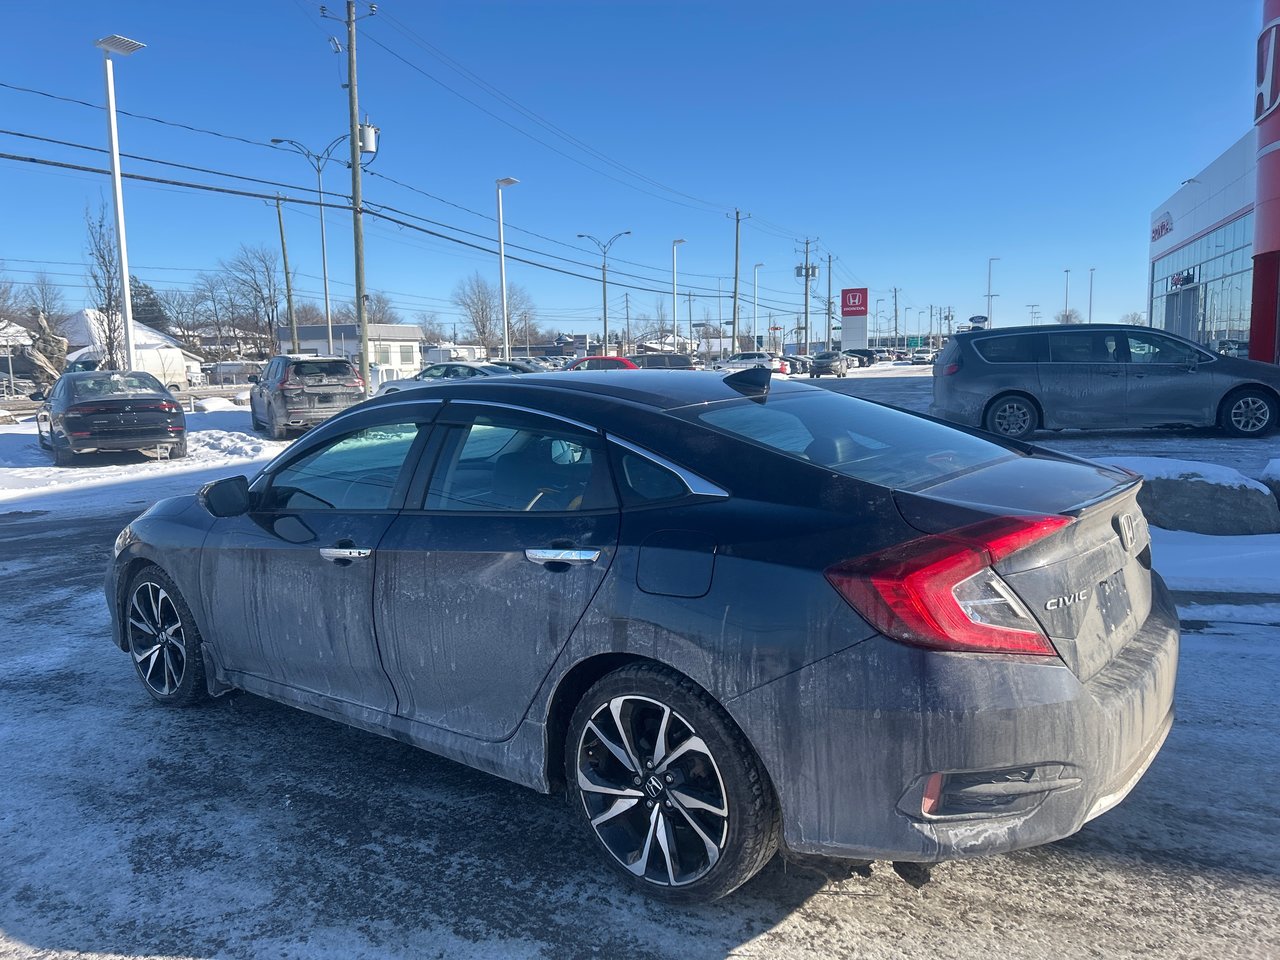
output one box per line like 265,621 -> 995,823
984,394 -> 1039,440
565,662 -> 779,904
249,403 -> 263,431
269,405 -> 289,441
52,436 -> 75,467
170,438 -> 188,459
123,565 -> 209,706
37,424 -> 49,449
1219,388 -> 1278,437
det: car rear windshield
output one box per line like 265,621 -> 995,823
676,392 -> 1015,490
72,372 -> 166,399
288,360 -> 355,378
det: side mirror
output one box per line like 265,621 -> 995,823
28,391 -> 45,402
247,375 -> 260,384
198,475 -> 252,518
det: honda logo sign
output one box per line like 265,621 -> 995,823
840,288 -> 868,317
1259,18 -> 1280,124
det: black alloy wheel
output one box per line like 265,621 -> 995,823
566,663 -> 778,903
125,566 -> 208,705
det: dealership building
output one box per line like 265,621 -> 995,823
1149,1 -> 1280,365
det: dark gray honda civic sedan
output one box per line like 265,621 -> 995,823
106,368 -> 1178,902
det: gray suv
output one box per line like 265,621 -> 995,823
931,324 -> 1280,439
249,355 -> 365,439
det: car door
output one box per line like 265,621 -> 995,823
374,403 -> 620,741
1121,330 -> 1217,426
250,359 -> 280,423
35,379 -> 63,445
199,411 -> 435,712
1040,329 -> 1125,427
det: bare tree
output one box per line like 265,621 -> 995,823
508,284 -> 538,353
1055,308 -> 1084,324
0,267 -> 23,328
293,301 -> 325,326
1118,311 -> 1146,326
85,203 -> 125,367
220,245 -> 282,356
157,288 -> 205,348
414,310 -> 448,343
452,272 -> 502,350
365,290 -> 403,325
21,272 -> 71,336
194,272 -> 244,358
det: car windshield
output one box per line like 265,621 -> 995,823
815,352 -> 841,359
71,372 -> 166,399
676,391 -> 1015,490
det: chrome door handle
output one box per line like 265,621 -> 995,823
320,546 -> 372,563
524,548 -> 600,566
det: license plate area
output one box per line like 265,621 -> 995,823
1096,568 -> 1130,635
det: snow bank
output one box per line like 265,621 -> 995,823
194,397 -> 242,413
1103,456 -> 1271,493
1104,456 -> 1280,535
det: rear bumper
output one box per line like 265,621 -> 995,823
726,573 -> 1179,862
69,431 -> 184,453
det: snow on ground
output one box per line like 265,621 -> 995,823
1150,526 -> 1280,593
0,408 -> 285,515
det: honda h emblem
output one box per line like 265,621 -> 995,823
1258,19 -> 1280,124
1118,513 -> 1137,553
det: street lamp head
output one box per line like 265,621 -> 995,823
754,262 -> 764,269
496,177 -> 519,188
270,138 -> 286,144
576,233 -> 588,239
673,238 -> 686,247
96,34 -> 145,56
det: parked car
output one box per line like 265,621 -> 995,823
626,354 -> 696,370
490,359 -> 545,374
910,349 -> 935,365
566,356 -> 640,371
783,355 -> 810,375
249,355 -> 365,439
809,351 -> 849,377
375,361 -> 514,397
931,324 -> 1280,439
716,352 -> 788,375
32,370 -> 185,466
842,349 -> 877,367
107,368 -> 1176,902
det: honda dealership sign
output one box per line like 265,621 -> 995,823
840,288 -> 868,317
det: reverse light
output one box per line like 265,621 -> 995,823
825,515 -> 1073,656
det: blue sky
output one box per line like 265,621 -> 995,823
0,0 -> 1261,342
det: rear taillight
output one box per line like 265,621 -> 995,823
824,515 -> 1073,656
942,361 -> 961,375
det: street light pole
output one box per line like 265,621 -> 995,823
1088,266 -> 1095,323
271,135 -> 347,354
578,231 -> 630,356
753,262 -> 764,348
986,256 -> 1000,323
1064,269 -> 1071,323
874,298 -> 884,347
672,239 -> 685,352
95,34 -> 145,371
496,178 -> 519,359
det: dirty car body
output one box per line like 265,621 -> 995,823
106,370 -> 1178,900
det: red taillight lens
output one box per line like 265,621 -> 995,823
942,362 -> 961,376
825,515 -> 1073,656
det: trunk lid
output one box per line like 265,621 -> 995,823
894,454 -> 1151,680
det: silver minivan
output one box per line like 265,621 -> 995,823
931,324 -> 1280,439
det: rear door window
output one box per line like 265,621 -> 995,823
1047,331 -> 1119,363
973,334 -> 1044,363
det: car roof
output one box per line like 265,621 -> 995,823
364,369 -> 816,413
957,323 -> 1170,339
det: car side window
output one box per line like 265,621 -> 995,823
1047,331 -> 1118,363
426,416 -> 617,513
262,423 -> 422,511
974,335 -> 1043,363
1126,332 -> 1198,365
612,450 -> 689,506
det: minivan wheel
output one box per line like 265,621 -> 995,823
125,565 -> 208,706
1220,388 -> 1277,437
985,394 -> 1039,440
565,663 -> 779,903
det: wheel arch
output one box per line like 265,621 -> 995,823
1216,381 -> 1280,423
982,390 -> 1044,430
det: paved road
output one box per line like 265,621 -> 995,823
0,506 -> 1276,959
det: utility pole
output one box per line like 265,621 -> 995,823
275,195 -> 297,352
729,209 -> 748,350
892,287 -> 900,351
624,291 -> 631,352
798,239 -> 814,353
344,1 -> 370,389
1026,303 -> 1040,324
825,254 -> 834,350
1064,269 -> 1071,323
1088,267 -> 1095,323
687,290 -> 695,355
986,257 -> 999,323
